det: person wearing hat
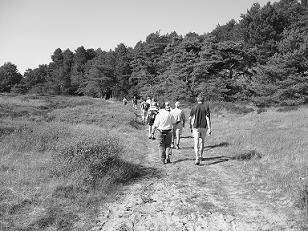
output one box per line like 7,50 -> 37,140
189,95 -> 212,165
171,101 -> 186,149
147,102 -> 159,139
152,102 -> 176,164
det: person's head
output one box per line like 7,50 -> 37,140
175,101 -> 180,108
196,95 -> 204,103
151,102 -> 158,107
165,101 -> 171,111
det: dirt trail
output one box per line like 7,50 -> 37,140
92,119 -> 303,231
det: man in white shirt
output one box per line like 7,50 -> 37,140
152,102 -> 176,164
171,101 -> 186,149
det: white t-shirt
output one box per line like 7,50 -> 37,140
153,109 -> 176,130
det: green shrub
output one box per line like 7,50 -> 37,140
210,101 -> 255,115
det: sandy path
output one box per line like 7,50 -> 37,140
92,119 -> 304,231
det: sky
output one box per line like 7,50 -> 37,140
0,0 -> 277,74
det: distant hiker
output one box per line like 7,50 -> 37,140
132,96 -> 138,109
140,99 -> 150,123
147,102 -> 159,139
152,102 -> 176,164
189,95 -> 212,165
105,88 -> 112,100
171,101 -> 186,149
123,97 -> 128,105
146,96 -> 152,105
151,97 -> 157,105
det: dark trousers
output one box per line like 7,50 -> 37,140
157,130 -> 172,161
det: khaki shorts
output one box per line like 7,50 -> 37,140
192,127 -> 208,139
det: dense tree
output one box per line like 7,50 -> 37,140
19,65 -> 48,93
0,62 -> 22,92
2,0 -> 307,106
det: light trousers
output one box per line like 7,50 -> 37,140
192,127 -> 208,160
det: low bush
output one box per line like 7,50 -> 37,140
276,105 -> 300,112
210,101 -> 255,115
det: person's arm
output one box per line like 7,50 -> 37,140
206,115 -> 211,134
189,107 -> 194,132
206,106 -> 211,135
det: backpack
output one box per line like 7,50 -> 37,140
147,110 -> 157,124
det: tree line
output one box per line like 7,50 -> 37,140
1,0 -> 307,106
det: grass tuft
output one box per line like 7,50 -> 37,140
232,150 -> 263,161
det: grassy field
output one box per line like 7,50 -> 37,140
0,94 -> 307,230
0,94 -> 157,231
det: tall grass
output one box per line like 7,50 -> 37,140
0,95 -> 157,230
211,107 -> 307,223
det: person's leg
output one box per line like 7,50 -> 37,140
192,129 -> 200,164
199,128 -> 207,160
158,132 -> 166,163
175,125 -> 182,148
141,110 -> 145,122
148,125 -> 152,138
145,110 -> 148,124
171,127 -> 175,148
165,131 -> 172,163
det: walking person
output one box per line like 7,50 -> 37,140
171,101 -> 186,149
132,96 -> 138,109
189,95 -> 212,165
140,98 -> 150,124
152,102 -> 176,164
147,102 -> 159,139
122,97 -> 128,105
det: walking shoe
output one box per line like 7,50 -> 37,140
176,145 -> 180,150
166,158 -> 171,164
195,159 -> 200,165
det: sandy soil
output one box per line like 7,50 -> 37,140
92,113 -> 305,231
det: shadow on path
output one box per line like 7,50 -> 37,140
172,158 -> 195,164
173,150 -> 262,166
181,142 -> 230,151
205,142 -> 230,149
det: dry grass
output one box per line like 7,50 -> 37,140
0,95 -> 157,231
209,107 -> 307,221
0,94 -> 306,230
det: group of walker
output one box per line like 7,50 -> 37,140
124,95 -> 212,165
